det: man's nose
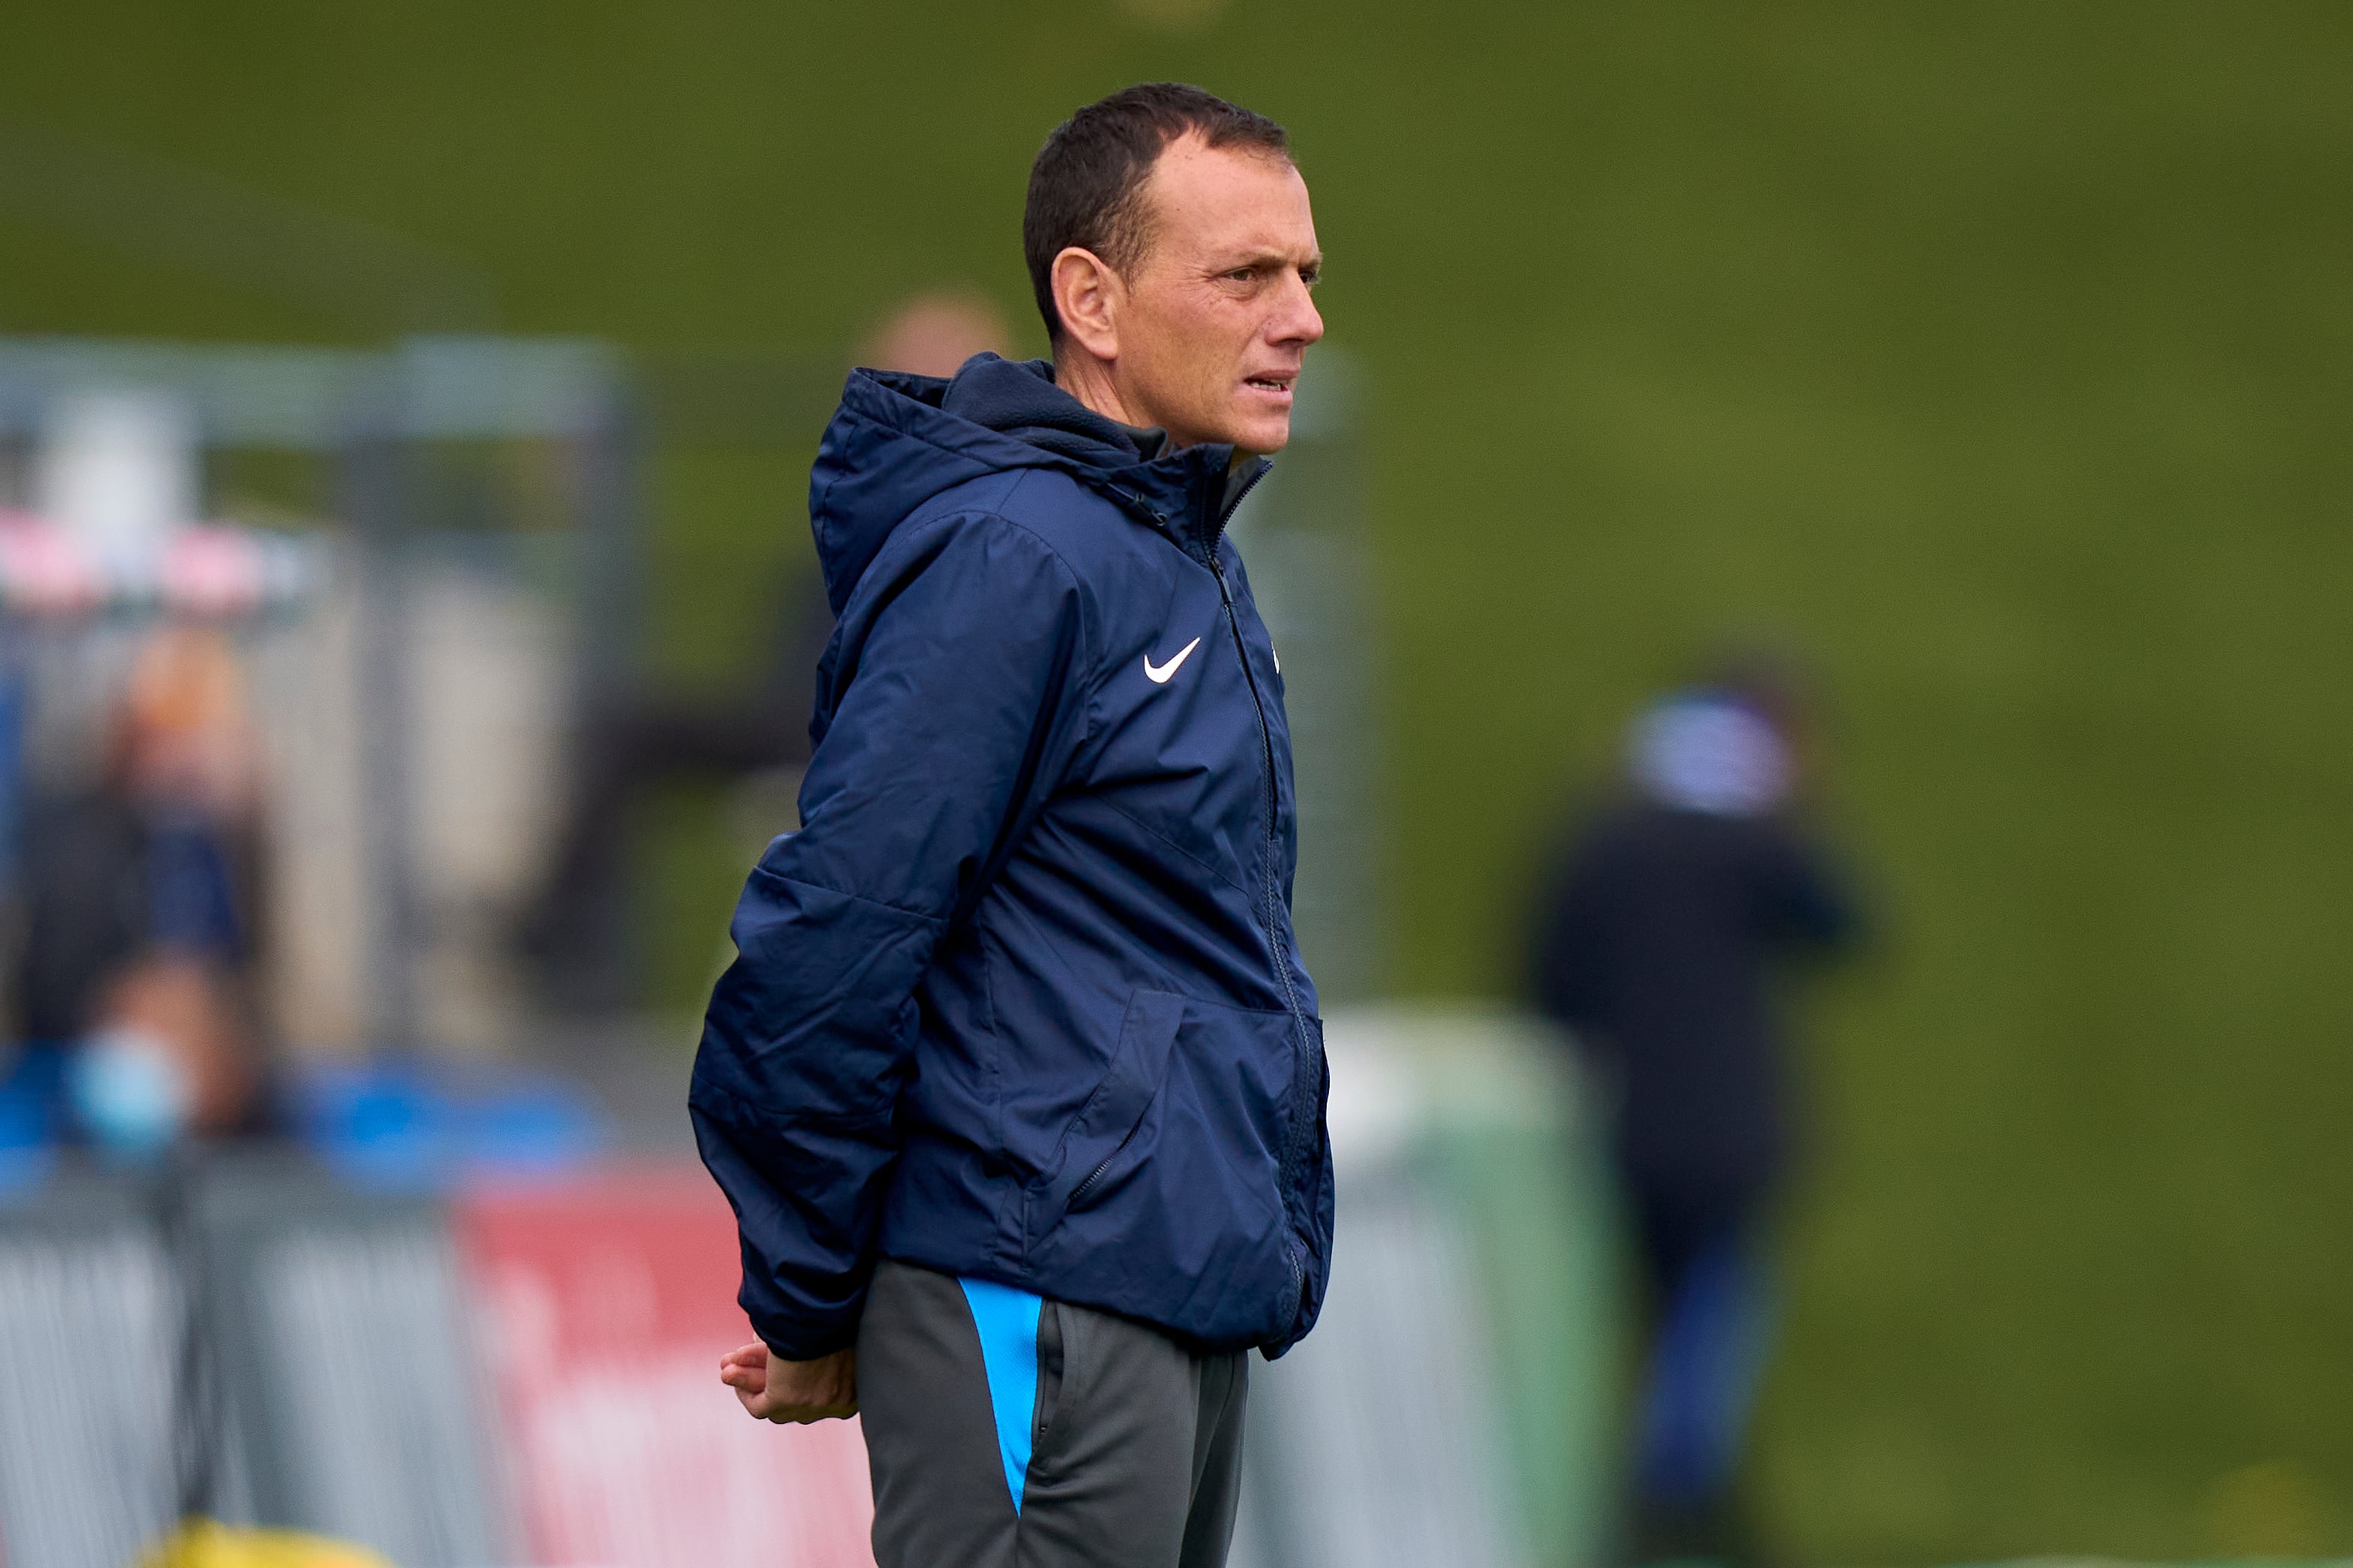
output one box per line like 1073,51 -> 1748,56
1267,273 -> 1324,348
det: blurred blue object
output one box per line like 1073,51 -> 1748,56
67,1028 -> 194,1160
297,1061 -> 454,1189
145,812 -> 247,958
1634,1229 -> 1777,1507
0,1070 -> 59,1195
459,1075 -> 608,1178
1628,690 -> 1791,818
0,663 -> 26,898
295,1061 -> 608,1189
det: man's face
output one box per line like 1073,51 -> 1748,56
1113,137 -> 1324,453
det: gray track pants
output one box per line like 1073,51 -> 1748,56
857,1259 -> 1249,1568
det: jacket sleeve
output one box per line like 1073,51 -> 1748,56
1527,835 -> 1610,1033
689,512 -> 1092,1359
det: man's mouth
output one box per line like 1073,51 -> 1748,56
1243,375 -> 1294,394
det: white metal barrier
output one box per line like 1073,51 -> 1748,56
1237,1007 -> 1616,1568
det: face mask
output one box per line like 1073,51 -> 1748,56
68,1027 -> 193,1157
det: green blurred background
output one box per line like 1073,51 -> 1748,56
5,2 -> 2347,1560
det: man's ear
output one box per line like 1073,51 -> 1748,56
1050,247 -> 1122,363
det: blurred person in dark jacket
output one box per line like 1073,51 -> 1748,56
8,624 -> 273,1152
1529,673 -> 1859,1563
520,290 -> 1013,1006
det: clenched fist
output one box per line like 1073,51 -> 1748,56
719,1342 -> 858,1424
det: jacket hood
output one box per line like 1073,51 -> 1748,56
807,353 -> 1262,614
941,353 -> 1169,466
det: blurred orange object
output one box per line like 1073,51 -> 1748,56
856,289 -> 1011,378
116,623 -> 263,814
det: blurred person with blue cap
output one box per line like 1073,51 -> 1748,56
686,84 -> 1330,1567
1529,661 -> 1862,1565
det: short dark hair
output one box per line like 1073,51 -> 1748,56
1024,83 -> 1290,346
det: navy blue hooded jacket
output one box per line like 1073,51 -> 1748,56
691,355 -> 1335,1362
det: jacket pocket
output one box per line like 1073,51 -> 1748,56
1025,990 -> 1186,1245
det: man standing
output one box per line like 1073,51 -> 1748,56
691,85 -> 1333,1568
1530,678 -> 1859,1563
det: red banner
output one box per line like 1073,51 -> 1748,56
456,1168 -> 876,1568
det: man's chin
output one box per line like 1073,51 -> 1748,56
1223,414 -> 1292,456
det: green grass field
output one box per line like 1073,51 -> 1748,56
5,3 -> 2350,1559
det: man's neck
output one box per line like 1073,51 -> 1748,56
1053,353 -> 1156,441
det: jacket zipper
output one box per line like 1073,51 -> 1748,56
1066,1118 -> 1141,1211
1201,471 -> 1314,1314
1133,466 -> 1312,1317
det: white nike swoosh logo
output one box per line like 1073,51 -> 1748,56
1143,637 -> 1201,685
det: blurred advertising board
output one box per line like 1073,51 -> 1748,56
454,1169 -> 877,1568
1,1013 -> 1603,1568
0,1157 -> 876,1568
193,1154 -> 508,1568
0,1174 -> 182,1568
